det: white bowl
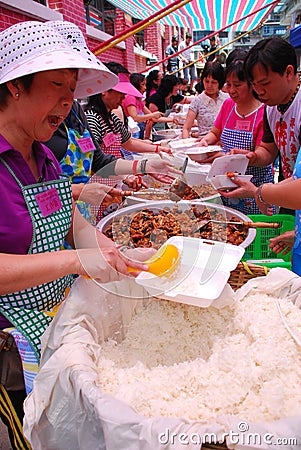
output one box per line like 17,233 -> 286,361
209,174 -> 253,191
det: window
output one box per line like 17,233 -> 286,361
85,0 -> 116,35
263,26 -> 271,36
133,18 -> 144,50
33,0 -> 47,4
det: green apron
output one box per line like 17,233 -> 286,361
0,159 -> 73,361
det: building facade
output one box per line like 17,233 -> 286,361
0,0 -> 165,73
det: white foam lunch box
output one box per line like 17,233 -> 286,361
206,154 -> 252,190
135,236 -> 245,308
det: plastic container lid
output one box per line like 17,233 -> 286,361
206,154 -> 250,190
135,236 -> 245,307
207,154 -> 249,178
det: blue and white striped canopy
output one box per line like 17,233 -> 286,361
108,0 -> 279,32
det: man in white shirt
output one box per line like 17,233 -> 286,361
178,32 -> 197,93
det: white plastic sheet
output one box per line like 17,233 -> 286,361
23,270 -> 301,449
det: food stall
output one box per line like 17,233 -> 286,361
23,191 -> 301,449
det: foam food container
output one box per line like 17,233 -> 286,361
185,145 -> 222,162
206,154 -> 251,190
135,236 -> 245,307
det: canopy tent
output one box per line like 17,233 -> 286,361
290,24 -> 301,48
108,0 -> 277,31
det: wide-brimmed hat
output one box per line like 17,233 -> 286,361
112,73 -> 143,97
47,20 -> 117,97
0,21 -> 118,98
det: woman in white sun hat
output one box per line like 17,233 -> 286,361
45,21 -> 178,223
0,20 -> 180,448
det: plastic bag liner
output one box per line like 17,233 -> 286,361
23,271 -> 301,450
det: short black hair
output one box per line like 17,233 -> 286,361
226,49 -> 248,68
244,37 -> 297,80
157,74 -> 180,97
105,62 -> 129,75
201,61 -> 225,89
0,73 -> 35,110
130,73 -> 145,90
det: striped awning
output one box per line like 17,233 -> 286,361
108,0 -> 277,32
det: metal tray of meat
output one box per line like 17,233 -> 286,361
97,200 -> 256,249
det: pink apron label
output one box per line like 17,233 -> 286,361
236,120 -> 251,131
77,137 -> 96,153
35,187 -> 62,217
103,132 -> 117,147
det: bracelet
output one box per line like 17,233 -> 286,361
256,184 -> 271,206
132,160 -> 139,175
154,144 -> 160,153
140,159 -> 148,175
117,245 -> 130,253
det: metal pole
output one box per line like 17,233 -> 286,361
93,0 -> 192,56
140,0 -> 280,73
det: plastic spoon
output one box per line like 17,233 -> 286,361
128,244 -> 180,276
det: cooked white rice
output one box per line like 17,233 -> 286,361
96,293 -> 301,422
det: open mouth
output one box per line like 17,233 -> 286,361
48,115 -> 64,128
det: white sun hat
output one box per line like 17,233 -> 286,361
0,21 -> 118,98
47,20 -> 118,97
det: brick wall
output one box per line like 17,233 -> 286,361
87,36 -> 124,65
48,0 -> 86,33
0,1 -> 175,72
0,7 -> 36,31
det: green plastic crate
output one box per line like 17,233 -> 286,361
242,214 -> 295,269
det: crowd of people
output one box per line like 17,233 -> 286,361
1,17 -> 301,450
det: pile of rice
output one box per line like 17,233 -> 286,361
96,293 -> 301,422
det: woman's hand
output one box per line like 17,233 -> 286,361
232,149 -> 257,165
123,174 -> 147,190
157,145 -> 172,155
269,231 -> 295,256
77,183 -> 124,206
75,232 -> 149,282
146,159 -> 182,184
219,176 -> 257,199
220,176 -> 274,214
230,148 -> 257,164
198,137 -> 209,146
151,111 -> 164,121
198,151 -> 223,164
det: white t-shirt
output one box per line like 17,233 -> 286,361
179,40 -> 192,62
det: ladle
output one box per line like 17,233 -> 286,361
194,219 -> 280,233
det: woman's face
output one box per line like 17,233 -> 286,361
139,79 -> 147,94
102,89 -> 126,110
154,72 -> 163,86
225,72 -> 252,105
203,75 -> 219,98
172,84 -> 179,96
14,69 -> 76,143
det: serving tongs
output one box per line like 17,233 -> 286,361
169,157 -> 191,201
122,188 -> 167,197
194,219 -> 280,233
